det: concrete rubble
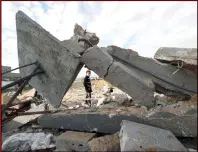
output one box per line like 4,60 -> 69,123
119,120 -> 187,151
2,10 -> 197,151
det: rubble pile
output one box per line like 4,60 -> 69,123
2,10 -> 197,151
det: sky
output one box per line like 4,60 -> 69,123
2,1 -> 197,78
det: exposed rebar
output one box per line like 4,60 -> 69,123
2,64 -> 42,114
2,62 -> 37,75
2,70 -> 44,91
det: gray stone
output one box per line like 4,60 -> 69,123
16,11 -> 83,107
106,46 -> 197,96
88,133 -> 120,151
82,46 -> 155,108
38,113 -> 197,137
119,120 -> 187,151
185,109 -> 197,115
3,103 -> 45,133
154,47 -> 197,65
149,112 -> 176,118
2,133 -> 55,152
55,131 -> 96,151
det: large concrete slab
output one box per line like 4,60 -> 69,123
38,112 -> 197,137
105,46 -> 197,96
154,47 -> 197,65
16,11 -> 83,107
82,46 -> 155,107
119,120 -> 187,151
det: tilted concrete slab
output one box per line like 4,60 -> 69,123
120,120 -> 187,151
154,47 -> 197,65
38,112 -> 197,137
16,11 -> 83,107
81,46 -> 155,107
106,46 -> 197,96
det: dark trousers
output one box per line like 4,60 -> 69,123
85,92 -> 91,106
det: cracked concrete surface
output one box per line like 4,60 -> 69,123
82,46 -> 155,108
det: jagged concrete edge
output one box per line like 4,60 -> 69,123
16,11 -> 83,107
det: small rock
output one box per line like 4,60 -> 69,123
140,106 -> 148,111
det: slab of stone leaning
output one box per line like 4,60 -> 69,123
81,46 -> 155,108
105,46 -> 197,96
38,113 -> 197,137
16,11 -> 83,107
119,120 -> 187,151
154,47 -> 197,65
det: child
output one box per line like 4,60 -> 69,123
83,70 -> 92,106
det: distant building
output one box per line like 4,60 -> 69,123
2,66 -> 20,81
2,66 -> 11,73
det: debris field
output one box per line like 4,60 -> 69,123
2,11 -> 197,152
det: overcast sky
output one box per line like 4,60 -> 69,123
2,1 -> 197,77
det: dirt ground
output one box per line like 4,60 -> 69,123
62,79 -> 117,106
2,79 -> 117,105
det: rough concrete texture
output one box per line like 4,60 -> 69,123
16,11 -> 83,107
69,24 -> 99,50
38,112 -> 197,137
88,133 -> 120,151
61,39 -> 85,55
55,131 -> 96,151
3,103 -> 45,133
82,46 -> 155,108
154,47 -> 197,65
105,46 -> 197,96
61,24 -> 99,55
119,120 -> 187,151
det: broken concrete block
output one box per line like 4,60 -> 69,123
38,113 -> 197,137
61,24 -> 99,55
106,46 -> 197,96
55,131 -> 96,151
2,133 -> 55,152
3,103 -> 45,133
70,24 -> 100,50
16,11 -> 83,107
120,120 -> 187,151
88,133 -> 120,151
82,46 -> 155,108
154,47 -> 197,65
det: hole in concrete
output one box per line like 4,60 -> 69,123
78,144 -> 83,147
72,144 -> 75,146
140,146 -> 142,148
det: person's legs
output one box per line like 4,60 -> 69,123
85,92 -> 89,105
88,92 -> 91,106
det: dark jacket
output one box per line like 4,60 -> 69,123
83,76 -> 92,92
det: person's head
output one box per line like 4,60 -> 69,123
86,70 -> 91,76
